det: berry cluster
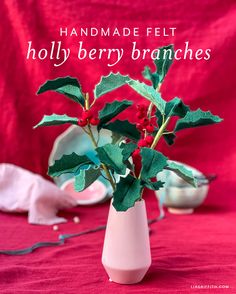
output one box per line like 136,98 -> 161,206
78,109 -> 100,127
132,104 -> 157,158
136,104 -> 155,133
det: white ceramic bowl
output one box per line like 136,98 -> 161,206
49,125 -> 113,204
60,178 -> 107,205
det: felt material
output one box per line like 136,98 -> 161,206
1,0 -> 235,182
0,164 -> 77,225
0,190 -> 235,292
0,0 -> 236,292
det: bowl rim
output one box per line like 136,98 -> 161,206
60,178 -> 107,205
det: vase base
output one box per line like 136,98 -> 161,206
103,264 -> 149,284
168,207 -> 194,215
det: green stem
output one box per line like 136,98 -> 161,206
147,103 -> 154,119
139,84 -> 166,197
139,187 -> 144,200
87,124 -> 116,191
137,117 -> 170,181
151,117 -> 170,149
163,131 -> 173,135
147,84 -> 162,118
85,93 -> 90,110
87,124 -> 97,146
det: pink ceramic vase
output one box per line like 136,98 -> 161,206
102,199 -> 151,284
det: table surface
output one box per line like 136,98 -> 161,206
0,180 -> 235,294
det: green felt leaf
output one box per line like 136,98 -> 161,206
155,108 -> 163,127
96,143 -> 126,175
94,72 -> 130,98
153,44 -> 174,84
163,133 -> 176,145
155,97 -> 190,127
124,160 -> 134,172
127,80 -> 166,115
48,152 -> 93,177
98,100 -> 133,128
33,114 -> 78,129
142,66 -> 160,89
140,148 -> 168,180
165,97 -> 190,118
155,97 -> 190,145
142,180 -> 164,191
111,132 -> 123,144
102,120 -> 141,141
120,142 -> 137,161
143,44 -> 174,88
165,161 -> 197,187
113,175 -> 142,211
175,109 -> 223,132
74,167 -> 101,192
37,76 -> 85,106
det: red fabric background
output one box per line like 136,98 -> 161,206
0,0 -> 236,293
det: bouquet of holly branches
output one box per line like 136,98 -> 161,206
34,45 -> 222,211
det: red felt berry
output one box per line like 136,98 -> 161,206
132,149 -> 142,177
146,124 -> 155,133
89,117 -> 100,126
137,139 -> 148,148
78,119 -> 88,127
137,104 -> 147,112
132,149 -> 140,157
82,110 -> 93,120
136,123 -> 144,131
145,135 -> 154,145
136,111 -> 145,119
151,106 -> 156,115
140,118 -> 149,127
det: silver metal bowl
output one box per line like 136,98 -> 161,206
155,161 -> 210,214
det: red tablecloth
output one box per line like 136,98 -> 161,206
0,0 -> 236,292
0,186 -> 235,293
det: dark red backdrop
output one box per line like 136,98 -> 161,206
0,0 -> 236,293
1,0 -> 235,181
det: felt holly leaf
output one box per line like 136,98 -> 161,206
124,160 -> 134,172
142,180 -> 165,191
48,152 -> 94,177
142,66 -> 160,89
37,76 -> 85,106
98,100 -> 133,129
155,97 -> 190,145
175,109 -> 223,132
163,133 -> 176,145
153,44 -> 174,83
155,97 -> 190,127
155,108 -> 163,127
94,72 -> 130,98
165,161 -> 197,187
165,97 -> 190,118
33,114 -> 78,129
96,143 -> 126,175
154,111 -> 175,144
140,148 -> 168,180
102,120 -> 141,141
113,175 -> 142,211
127,80 -> 166,115
120,142 -> 137,161
143,44 -> 174,88
74,166 -> 101,192
111,132 -> 123,144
